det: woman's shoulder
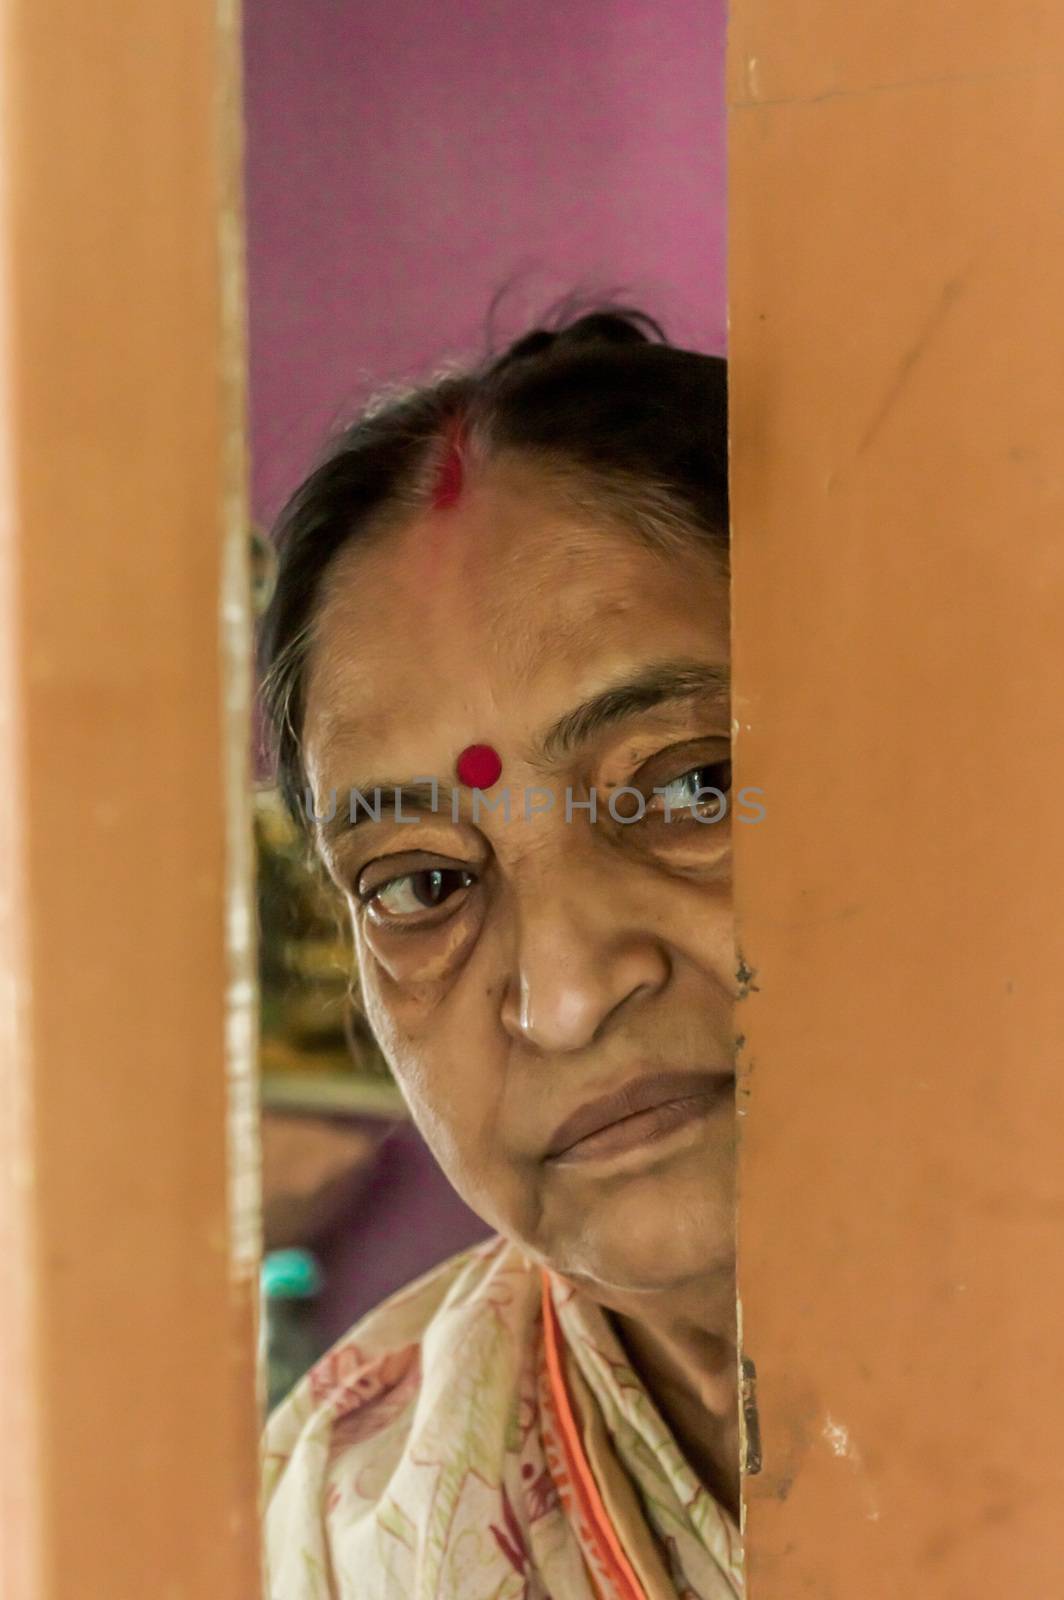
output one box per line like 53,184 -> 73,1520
265,1234 -> 510,1439
262,1234 -> 540,1562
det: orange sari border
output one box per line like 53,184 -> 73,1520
540,1268 -> 649,1600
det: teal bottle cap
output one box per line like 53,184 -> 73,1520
261,1248 -> 323,1300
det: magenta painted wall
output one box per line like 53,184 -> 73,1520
243,0 -> 728,523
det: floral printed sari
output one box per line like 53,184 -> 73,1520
263,1235 -> 744,1598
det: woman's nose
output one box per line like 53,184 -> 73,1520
498,862 -> 671,1054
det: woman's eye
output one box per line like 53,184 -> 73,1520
366,867 -> 474,919
650,758 -> 732,819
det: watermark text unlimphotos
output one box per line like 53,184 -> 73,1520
305,782 -> 766,827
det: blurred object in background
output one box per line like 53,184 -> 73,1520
261,1109 -> 384,1250
260,1106 -> 489,1362
261,1248 -> 324,1413
255,784 -> 404,1115
255,782 -> 359,1074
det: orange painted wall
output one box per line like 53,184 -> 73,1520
0,1 -> 261,1595
729,3 -> 1064,1592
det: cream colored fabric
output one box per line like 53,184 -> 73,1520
262,1235 -> 744,1598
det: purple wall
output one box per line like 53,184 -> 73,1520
312,1121 -> 492,1347
244,0 -> 729,1329
243,0 -> 728,523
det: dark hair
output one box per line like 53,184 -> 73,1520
258,305 -> 728,826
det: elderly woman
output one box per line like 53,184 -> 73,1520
259,309 -> 744,1599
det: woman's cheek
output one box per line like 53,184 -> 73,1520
356,950 -> 504,1215
356,896 -> 476,979
354,897 -> 482,995
653,811 -> 733,871
667,876 -> 735,995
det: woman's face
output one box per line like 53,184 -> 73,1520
302,459 -> 735,1296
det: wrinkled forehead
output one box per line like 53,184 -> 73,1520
302,465 -> 729,785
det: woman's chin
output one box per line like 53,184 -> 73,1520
547,1167 -> 736,1296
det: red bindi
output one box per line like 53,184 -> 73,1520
456,744 -> 502,789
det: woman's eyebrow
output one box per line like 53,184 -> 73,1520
532,659 -> 730,766
317,779 -> 454,853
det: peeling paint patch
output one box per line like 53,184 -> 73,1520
822,1414 -> 883,1522
736,954 -> 760,999
740,1356 -> 763,1475
823,1415 -> 856,1460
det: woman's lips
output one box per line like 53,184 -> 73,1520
543,1069 -> 734,1164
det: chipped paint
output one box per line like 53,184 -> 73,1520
735,1296 -> 758,1549
822,1415 -> 856,1460
822,1415 -> 883,1524
741,1356 -> 763,1475
736,953 -> 760,999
